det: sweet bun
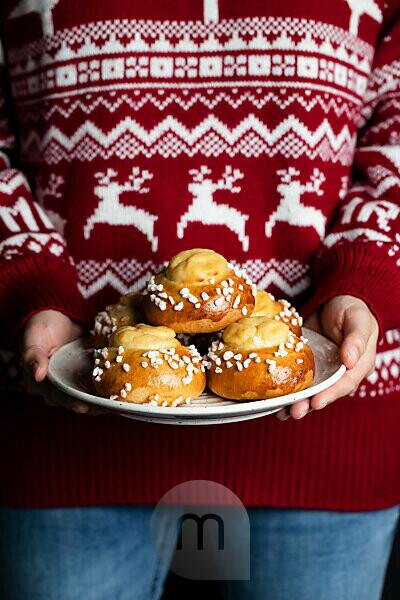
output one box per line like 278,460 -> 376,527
252,290 -> 303,336
143,249 -> 256,334
92,324 -> 206,406
91,292 -> 145,346
206,316 -> 314,401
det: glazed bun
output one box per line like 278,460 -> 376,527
91,292 -> 145,346
143,249 -> 256,334
92,324 -> 206,406
252,290 -> 303,336
206,316 -> 314,401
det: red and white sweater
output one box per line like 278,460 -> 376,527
1,0 -> 400,509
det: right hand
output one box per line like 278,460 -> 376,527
21,309 -> 95,414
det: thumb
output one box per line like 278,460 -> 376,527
340,307 -> 372,369
22,345 -> 49,382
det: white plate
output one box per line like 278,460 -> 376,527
48,328 -> 346,426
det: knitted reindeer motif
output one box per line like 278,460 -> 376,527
203,0 -> 219,23
344,0 -> 382,35
265,168 -> 326,239
84,167 -> 158,252
177,165 -> 249,251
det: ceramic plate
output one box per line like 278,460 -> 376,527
48,328 -> 346,425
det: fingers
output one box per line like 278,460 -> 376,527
276,407 -> 290,421
276,399 -> 311,421
22,317 -> 52,382
43,382 -> 89,413
68,401 -> 107,416
22,344 -> 49,382
290,399 -> 311,419
320,297 -> 378,370
277,297 -> 379,420
21,310 -> 84,381
312,333 -> 376,410
42,382 -> 95,415
71,401 -> 90,414
279,333 -> 377,419
340,306 -> 377,369
21,311 -> 99,415
311,373 -> 356,410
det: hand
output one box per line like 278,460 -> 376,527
21,310 -> 95,414
277,295 -> 379,420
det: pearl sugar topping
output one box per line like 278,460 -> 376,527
145,264 -> 255,314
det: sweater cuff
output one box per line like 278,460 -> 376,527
302,243 -> 400,334
0,255 -> 95,348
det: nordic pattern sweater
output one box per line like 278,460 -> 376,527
0,0 -> 400,509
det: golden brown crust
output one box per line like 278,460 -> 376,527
92,326 -> 206,406
91,293 -> 145,347
144,277 -> 255,333
143,258 -> 256,334
166,248 -> 231,283
222,316 -> 290,350
110,323 -> 180,350
89,251 -> 313,405
206,317 -> 314,400
207,346 -> 314,400
252,290 -> 303,336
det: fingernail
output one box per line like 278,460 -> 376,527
277,410 -> 289,421
347,346 -> 360,366
30,361 -> 42,381
296,407 -> 309,419
317,398 -> 328,410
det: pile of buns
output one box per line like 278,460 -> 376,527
91,249 -> 314,406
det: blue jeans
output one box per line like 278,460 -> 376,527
0,505 -> 398,600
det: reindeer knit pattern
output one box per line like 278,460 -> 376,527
0,0 -> 400,510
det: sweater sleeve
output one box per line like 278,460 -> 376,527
0,42 -> 94,347
304,13 -> 400,333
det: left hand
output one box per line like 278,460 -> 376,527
21,310 -> 105,415
277,295 -> 379,420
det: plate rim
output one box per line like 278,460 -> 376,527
48,328 -> 346,419
120,407 -> 281,425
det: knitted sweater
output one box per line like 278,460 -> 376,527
0,0 -> 400,510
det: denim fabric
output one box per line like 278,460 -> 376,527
0,505 -> 398,599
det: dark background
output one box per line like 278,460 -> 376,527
162,523 -> 400,599
382,525 -> 400,600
